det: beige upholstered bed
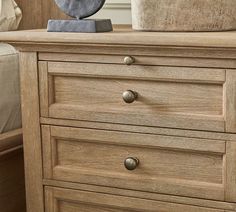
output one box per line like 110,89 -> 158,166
0,1 -> 72,211
0,43 -> 21,133
0,43 -> 25,212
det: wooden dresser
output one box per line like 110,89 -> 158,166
2,28 -> 236,212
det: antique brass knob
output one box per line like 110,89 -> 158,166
122,90 -> 138,104
124,56 -> 135,65
124,157 -> 139,171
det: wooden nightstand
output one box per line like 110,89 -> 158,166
2,28 -> 236,212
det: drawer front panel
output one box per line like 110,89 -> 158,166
39,62 -> 227,132
42,125 -> 226,201
45,186 -> 224,212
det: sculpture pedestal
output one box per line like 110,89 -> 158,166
47,19 -> 113,33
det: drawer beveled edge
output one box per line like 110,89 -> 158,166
40,117 -> 235,142
39,61 -> 227,133
41,125 -> 226,201
43,180 -> 236,211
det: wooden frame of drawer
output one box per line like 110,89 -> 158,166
45,186 -> 225,212
38,61 -> 233,132
42,125 -> 228,201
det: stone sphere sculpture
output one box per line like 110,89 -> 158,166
47,0 -> 112,33
54,0 -> 106,19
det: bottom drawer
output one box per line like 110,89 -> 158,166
45,186 -> 224,212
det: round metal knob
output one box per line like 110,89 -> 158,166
122,90 -> 138,104
124,157 -> 139,171
124,56 -> 135,65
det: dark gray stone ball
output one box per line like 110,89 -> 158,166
55,0 -> 106,19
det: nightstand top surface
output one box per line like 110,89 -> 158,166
1,27 -> 236,48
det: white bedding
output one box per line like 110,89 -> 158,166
0,43 -> 21,133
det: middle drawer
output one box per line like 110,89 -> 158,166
42,125 -> 226,201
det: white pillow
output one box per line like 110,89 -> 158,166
0,0 -> 22,31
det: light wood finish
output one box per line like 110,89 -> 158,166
0,128 -> 22,152
39,117 -> 236,142
19,52 -> 44,212
45,186 -> 224,212
47,61 -> 226,83
7,29 -> 236,211
38,52 -> 236,69
39,61 -> 50,117
40,62 -> 225,132
225,141 -> 236,202
2,29 -> 236,48
225,70 -> 236,133
0,129 -> 25,212
42,125 -> 225,201
38,49 -> 236,61
43,179 -> 236,211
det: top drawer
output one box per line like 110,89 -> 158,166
39,60 -> 236,132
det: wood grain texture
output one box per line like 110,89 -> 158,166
131,0 -> 236,31
38,47 -> 236,61
11,28 -> 236,211
43,179 -> 236,211
39,50 -> 236,70
39,117 -> 236,142
41,125 -> 52,180
28,48 -> 236,70
20,52 -> 44,212
42,62 -> 225,132
39,61 -> 49,117
15,0 -> 68,30
45,186 -> 225,212
42,125 -> 225,201
0,129 -> 23,152
14,0 -> 43,29
0,148 -> 26,212
2,29 -> 236,48
41,0 -> 69,28
225,70 -> 236,133
48,62 -> 226,83
225,141 -> 236,202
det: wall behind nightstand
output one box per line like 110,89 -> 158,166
92,0 -> 131,24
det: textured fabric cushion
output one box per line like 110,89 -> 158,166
0,43 -> 21,133
131,0 -> 236,32
0,0 -> 22,31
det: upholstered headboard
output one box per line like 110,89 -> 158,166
14,0 -> 69,29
